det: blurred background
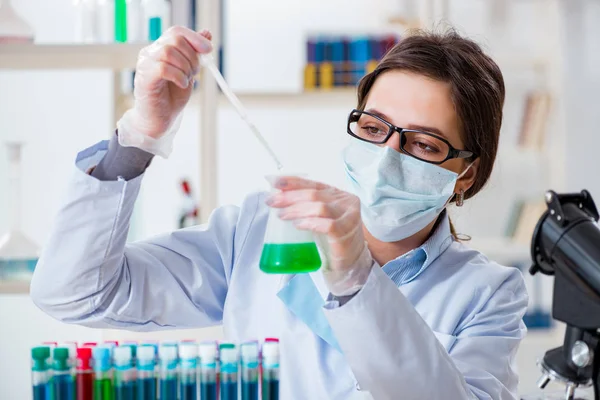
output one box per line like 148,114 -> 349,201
1,0 -> 599,398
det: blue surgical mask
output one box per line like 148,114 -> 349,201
342,140 -> 471,242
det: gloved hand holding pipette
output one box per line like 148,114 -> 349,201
117,27 -> 213,157
266,176 -> 374,296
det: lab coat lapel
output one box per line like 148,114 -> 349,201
277,273 -> 341,352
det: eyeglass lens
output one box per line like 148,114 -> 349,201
349,111 -> 450,163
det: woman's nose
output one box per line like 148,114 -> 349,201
384,130 -> 402,152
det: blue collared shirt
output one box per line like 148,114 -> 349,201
382,212 -> 453,286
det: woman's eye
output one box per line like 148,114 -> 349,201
413,141 -> 440,153
362,125 -> 385,135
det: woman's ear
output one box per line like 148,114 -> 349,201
456,158 -> 479,194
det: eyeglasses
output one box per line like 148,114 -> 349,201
347,109 -> 475,165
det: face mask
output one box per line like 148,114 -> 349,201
342,140 -> 472,242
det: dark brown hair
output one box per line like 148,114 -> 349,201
356,29 -> 505,238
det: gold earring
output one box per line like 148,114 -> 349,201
456,189 -> 465,207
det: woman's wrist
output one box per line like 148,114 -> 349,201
322,243 -> 374,297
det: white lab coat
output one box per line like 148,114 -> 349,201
31,142 -> 528,400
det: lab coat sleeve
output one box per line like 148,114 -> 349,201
323,265 -> 528,400
30,141 -> 251,330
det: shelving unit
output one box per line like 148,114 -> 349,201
0,44 -> 148,294
0,43 -> 145,70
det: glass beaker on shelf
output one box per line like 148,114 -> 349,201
0,142 -> 39,282
259,175 -> 322,274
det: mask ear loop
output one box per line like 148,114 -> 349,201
457,161 -> 475,180
444,161 -> 475,208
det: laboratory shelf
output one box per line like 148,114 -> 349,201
120,87 -> 358,110
0,43 -> 147,70
0,280 -> 30,294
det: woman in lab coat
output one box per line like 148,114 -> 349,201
31,27 -> 527,399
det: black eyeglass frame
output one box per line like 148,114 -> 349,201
346,109 -> 476,165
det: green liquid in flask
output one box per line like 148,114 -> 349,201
259,242 -> 322,274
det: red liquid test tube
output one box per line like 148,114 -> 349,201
76,347 -> 94,400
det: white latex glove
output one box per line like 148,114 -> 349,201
266,176 -> 374,296
117,27 -> 213,157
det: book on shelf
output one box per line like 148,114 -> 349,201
517,91 -> 552,150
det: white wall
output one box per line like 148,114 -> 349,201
563,0 -> 600,200
1,0 -> 595,398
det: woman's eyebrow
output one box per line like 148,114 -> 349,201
406,124 -> 447,138
364,108 -> 393,123
365,108 -> 448,138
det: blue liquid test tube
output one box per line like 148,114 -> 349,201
219,344 -> 238,400
241,342 -> 259,400
114,346 -> 136,400
159,344 -> 178,400
179,342 -> 198,400
53,348 -> 75,400
261,342 -> 279,400
58,342 -> 77,399
198,342 -> 218,400
32,346 -> 52,400
136,345 -> 156,400
121,342 -> 138,368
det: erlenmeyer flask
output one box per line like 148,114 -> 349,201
0,142 -> 39,281
259,178 -> 322,274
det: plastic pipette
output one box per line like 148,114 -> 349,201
200,54 -> 284,171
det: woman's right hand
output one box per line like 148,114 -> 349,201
127,27 -> 213,139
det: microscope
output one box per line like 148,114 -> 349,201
529,190 -> 600,400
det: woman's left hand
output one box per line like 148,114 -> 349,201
266,176 -> 373,296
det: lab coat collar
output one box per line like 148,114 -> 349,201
277,273 -> 342,352
382,211 -> 454,286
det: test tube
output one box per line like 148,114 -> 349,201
179,342 -> 198,400
198,342 -> 218,400
92,346 -> 113,400
121,342 -> 138,368
114,346 -> 136,399
159,344 -> 178,400
261,341 -> 280,400
31,346 -> 52,400
136,345 -> 156,400
219,344 -> 238,400
58,342 -> 77,399
53,347 -> 75,400
241,342 -> 259,400
76,347 -> 94,400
